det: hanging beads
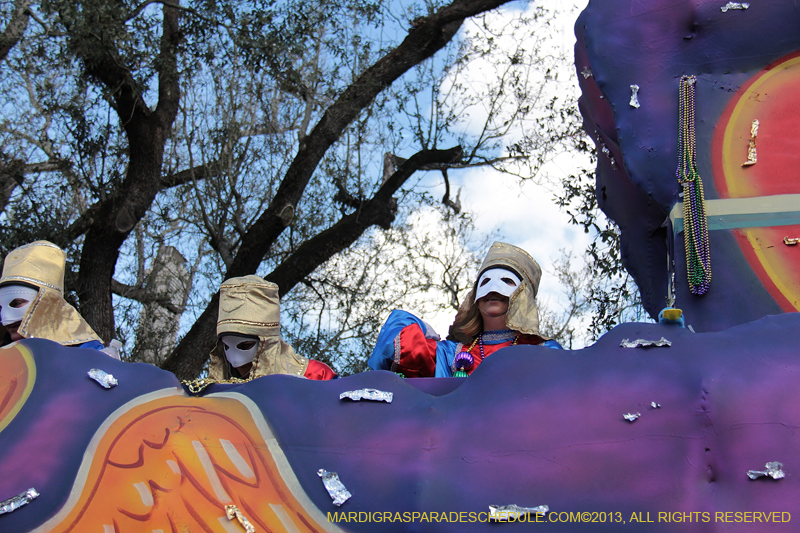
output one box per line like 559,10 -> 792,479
676,75 -> 712,295
452,333 -> 520,377
453,337 -> 478,377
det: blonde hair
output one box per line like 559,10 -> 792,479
447,289 -> 482,344
447,242 -> 547,343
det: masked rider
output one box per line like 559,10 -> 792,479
368,242 -> 562,378
208,275 -> 337,381
0,241 -> 103,349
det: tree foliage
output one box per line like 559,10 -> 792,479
552,154 -> 647,343
0,0 -> 583,378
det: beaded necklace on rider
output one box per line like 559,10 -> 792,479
677,75 -> 711,295
182,376 -> 249,394
452,332 -> 519,377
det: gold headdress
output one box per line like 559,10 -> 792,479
455,241 -> 545,339
208,275 -> 309,380
0,241 -> 102,345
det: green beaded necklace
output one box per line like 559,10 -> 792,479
677,75 -> 712,295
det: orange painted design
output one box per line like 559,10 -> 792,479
712,52 -> 800,311
38,391 -> 342,533
0,344 -> 35,435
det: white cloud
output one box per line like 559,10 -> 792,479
409,1 -> 596,343
380,1 -> 598,345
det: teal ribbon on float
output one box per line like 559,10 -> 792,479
670,194 -> 800,233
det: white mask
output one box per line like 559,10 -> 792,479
474,268 -> 522,302
0,285 -> 39,326
221,334 -> 259,368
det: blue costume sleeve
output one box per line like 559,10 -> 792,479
368,309 -> 458,378
434,341 -> 458,377
368,310 -> 427,371
369,312 -> 561,376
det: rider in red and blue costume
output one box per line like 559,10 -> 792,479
369,242 -> 562,378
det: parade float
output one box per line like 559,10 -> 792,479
2,0 -> 800,531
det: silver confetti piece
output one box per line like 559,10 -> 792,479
630,84 -> 641,108
599,143 -> 618,169
651,401 -> 661,409
88,368 -> 118,389
623,412 -> 641,422
581,66 -> 593,79
339,388 -> 393,403
721,2 -> 749,12
620,337 -> 671,348
489,504 -> 549,521
0,488 -> 39,515
318,469 -> 351,506
747,461 -> 785,480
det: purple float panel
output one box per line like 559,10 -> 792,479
2,319 -> 800,532
576,0 -> 800,331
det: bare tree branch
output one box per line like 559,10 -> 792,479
440,168 -> 461,213
111,279 -> 184,315
0,156 -> 25,212
162,0 -> 515,380
162,146 -> 462,378
225,0 -> 512,280
269,146 -> 463,294
77,4 -> 183,340
0,0 -> 30,62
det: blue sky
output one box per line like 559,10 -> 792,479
409,1 -> 595,341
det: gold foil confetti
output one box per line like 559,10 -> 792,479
742,119 -> 758,166
181,376 -> 249,394
225,504 -> 256,533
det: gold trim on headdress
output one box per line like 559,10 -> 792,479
0,241 -> 66,293
1,241 -> 102,346
209,275 -> 309,380
463,241 -> 545,339
216,275 -> 281,337
477,241 -> 542,297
